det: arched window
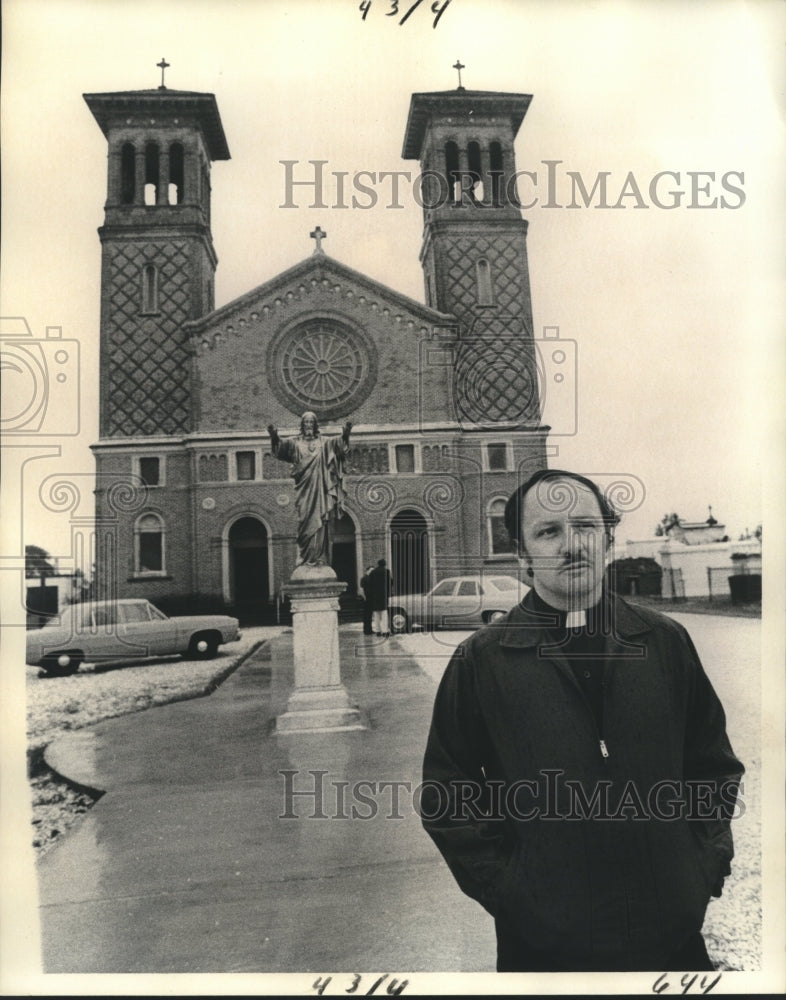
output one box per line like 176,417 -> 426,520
487,497 -> 514,555
120,143 -> 135,204
144,142 -> 159,205
467,140 -> 483,202
169,142 -> 184,204
135,512 -> 166,574
476,258 -> 494,305
445,141 -> 460,205
490,141 -> 504,206
141,264 -> 158,314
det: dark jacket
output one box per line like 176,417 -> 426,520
367,565 -> 393,612
421,590 -> 744,970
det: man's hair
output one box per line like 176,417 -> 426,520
377,558 -> 386,567
504,469 -> 621,552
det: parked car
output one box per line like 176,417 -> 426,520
26,599 -> 241,676
388,575 -> 528,634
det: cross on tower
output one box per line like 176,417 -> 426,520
157,58 -> 170,90
453,60 -> 465,90
310,226 -> 327,254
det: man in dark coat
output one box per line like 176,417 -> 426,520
421,469 -> 744,972
368,558 -> 393,636
359,565 -> 375,636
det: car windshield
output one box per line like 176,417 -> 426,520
149,604 -> 168,620
489,577 -> 519,591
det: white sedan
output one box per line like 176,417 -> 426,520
26,599 -> 241,676
388,575 -> 528,634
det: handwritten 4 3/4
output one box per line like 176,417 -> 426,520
313,973 -> 408,996
359,0 -> 452,28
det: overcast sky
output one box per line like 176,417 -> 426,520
2,0 -> 784,572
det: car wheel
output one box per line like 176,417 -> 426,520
484,610 -> 507,624
389,609 -> 410,634
41,651 -> 82,677
188,632 -> 219,659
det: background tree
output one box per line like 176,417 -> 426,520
25,545 -> 56,580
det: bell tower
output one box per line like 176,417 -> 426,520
402,80 -> 540,427
85,73 -> 230,437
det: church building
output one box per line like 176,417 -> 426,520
85,76 -> 548,618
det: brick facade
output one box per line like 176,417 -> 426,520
89,84 -> 548,615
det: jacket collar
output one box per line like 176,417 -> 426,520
499,587 -> 653,650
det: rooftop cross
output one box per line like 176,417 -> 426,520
453,59 -> 465,90
157,57 -> 170,90
310,226 -> 327,254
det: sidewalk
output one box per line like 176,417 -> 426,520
37,626 -> 496,974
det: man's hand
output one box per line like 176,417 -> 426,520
342,420 -> 353,442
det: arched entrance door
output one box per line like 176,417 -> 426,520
229,517 -> 269,618
390,509 -> 430,595
331,512 -> 357,594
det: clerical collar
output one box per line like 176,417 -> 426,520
530,587 -> 602,631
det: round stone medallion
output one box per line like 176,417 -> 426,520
267,316 -> 377,420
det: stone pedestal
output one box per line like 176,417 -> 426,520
275,564 -> 365,734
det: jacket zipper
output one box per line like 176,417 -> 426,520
543,645 -> 611,762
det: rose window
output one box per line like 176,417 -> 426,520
269,318 -> 376,419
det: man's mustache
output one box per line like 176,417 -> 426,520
559,555 -> 592,571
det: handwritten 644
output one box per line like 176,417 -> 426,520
652,972 -> 723,994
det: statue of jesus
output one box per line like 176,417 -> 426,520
267,412 -> 352,567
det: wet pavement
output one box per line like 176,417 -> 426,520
36,625 -> 496,974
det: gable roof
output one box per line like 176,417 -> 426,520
184,253 -> 455,335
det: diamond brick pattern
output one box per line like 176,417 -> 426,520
103,240 -> 194,437
454,338 -> 539,425
429,232 -> 538,424
441,236 -> 528,324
